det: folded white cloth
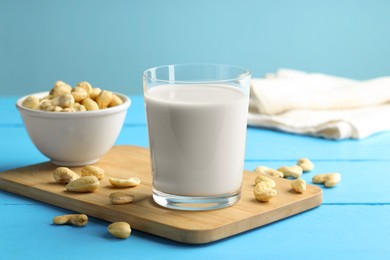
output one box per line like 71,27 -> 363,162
248,69 -> 390,139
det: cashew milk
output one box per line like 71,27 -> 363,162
145,84 -> 248,196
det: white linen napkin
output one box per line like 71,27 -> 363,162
248,69 -> 390,139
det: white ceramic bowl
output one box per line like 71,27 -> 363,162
16,91 -> 131,166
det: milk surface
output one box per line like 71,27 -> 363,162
145,84 -> 248,196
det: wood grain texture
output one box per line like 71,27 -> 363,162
0,145 -> 322,244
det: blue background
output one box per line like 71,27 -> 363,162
1,0 -> 389,96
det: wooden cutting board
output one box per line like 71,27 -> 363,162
0,145 -> 322,244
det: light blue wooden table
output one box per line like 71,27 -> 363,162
1,96 -> 389,259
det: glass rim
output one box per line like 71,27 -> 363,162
142,63 -> 251,84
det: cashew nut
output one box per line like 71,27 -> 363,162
80,165 -> 105,180
109,192 -> 134,205
53,214 -> 88,227
71,87 -> 89,102
89,88 -> 102,100
57,93 -> 75,108
254,182 -> 277,202
66,176 -> 100,192
53,80 -> 71,88
297,158 -> 315,172
254,175 -> 276,188
291,178 -> 307,193
53,167 -> 79,184
72,103 -> 87,112
109,94 -> 123,107
253,166 -> 284,178
109,177 -> 141,188
76,81 -> 92,94
278,165 -> 303,179
96,90 -> 113,109
82,98 -> 99,111
312,173 -> 341,188
22,81 -> 124,112
108,222 -> 131,239
50,83 -> 72,97
22,96 -> 40,110
39,99 -> 55,111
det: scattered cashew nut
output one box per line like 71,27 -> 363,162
53,214 -> 88,227
253,166 -> 284,178
254,175 -> 276,188
278,165 -> 303,179
291,179 -> 307,193
53,167 -> 80,184
109,177 -> 141,188
109,192 -> 134,205
297,158 -> 315,172
312,173 -> 341,188
254,181 -> 277,202
66,176 -> 100,192
108,222 -> 131,239
80,165 -> 105,180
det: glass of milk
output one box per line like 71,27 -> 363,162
143,64 -> 251,210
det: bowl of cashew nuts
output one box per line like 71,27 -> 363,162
16,81 -> 131,166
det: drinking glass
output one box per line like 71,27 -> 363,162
143,64 -> 251,210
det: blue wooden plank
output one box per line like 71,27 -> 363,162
0,190 -> 38,205
0,127 -> 47,171
124,95 -> 146,125
116,126 -> 149,147
0,97 -> 23,125
0,204 -> 388,259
